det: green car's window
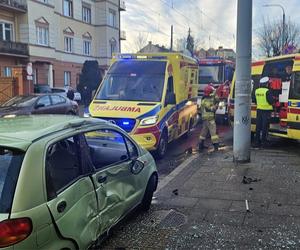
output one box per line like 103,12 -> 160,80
0,147 -> 24,213
84,129 -> 130,169
46,135 -> 84,199
124,137 -> 138,159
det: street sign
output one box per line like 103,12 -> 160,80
27,75 -> 33,80
26,63 -> 33,76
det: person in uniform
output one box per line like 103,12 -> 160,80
254,77 -> 274,147
198,84 -> 220,151
282,65 -> 293,82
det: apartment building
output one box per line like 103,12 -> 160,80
0,0 -> 126,88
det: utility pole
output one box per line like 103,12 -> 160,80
233,0 -> 252,163
170,25 -> 173,51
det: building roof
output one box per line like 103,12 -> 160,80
139,42 -> 170,53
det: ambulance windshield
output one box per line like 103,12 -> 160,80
96,60 -> 167,102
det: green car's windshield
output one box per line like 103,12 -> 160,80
96,60 -> 166,102
0,147 -> 24,213
2,96 -> 37,108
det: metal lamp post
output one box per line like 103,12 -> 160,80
263,4 -> 286,54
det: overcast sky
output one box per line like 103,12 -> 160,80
120,0 -> 300,58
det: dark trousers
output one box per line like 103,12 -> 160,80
255,109 -> 271,144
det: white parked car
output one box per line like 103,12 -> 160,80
51,87 -> 81,102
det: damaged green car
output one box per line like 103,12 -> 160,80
0,115 -> 158,249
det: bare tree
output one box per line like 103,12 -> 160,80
257,18 -> 300,57
133,32 -> 149,52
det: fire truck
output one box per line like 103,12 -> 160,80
197,57 -> 235,124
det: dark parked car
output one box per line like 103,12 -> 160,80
0,94 -> 78,117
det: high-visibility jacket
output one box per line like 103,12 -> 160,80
200,97 -> 217,121
255,87 -> 273,110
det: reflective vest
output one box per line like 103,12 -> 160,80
255,88 -> 273,110
201,97 -> 216,121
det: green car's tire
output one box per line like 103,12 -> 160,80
140,174 -> 157,212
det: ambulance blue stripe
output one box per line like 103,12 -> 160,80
159,100 -> 189,130
136,104 -> 162,120
288,101 -> 300,107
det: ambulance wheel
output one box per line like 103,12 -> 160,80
155,130 -> 168,159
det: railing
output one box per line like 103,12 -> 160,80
119,0 -> 126,11
0,40 -> 29,56
0,0 -> 27,12
120,30 -> 126,40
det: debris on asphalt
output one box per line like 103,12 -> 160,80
242,176 -> 261,184
245,200 -> 250,212
172,189 -> 179,195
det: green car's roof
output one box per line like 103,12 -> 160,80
0,115 -> 106,150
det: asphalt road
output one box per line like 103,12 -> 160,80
155,123 -> 232,179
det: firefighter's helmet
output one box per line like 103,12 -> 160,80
204,84 -> 215,97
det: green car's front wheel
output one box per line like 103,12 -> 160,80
140,174 -> 157,211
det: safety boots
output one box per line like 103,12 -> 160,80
213,143 -> 219,151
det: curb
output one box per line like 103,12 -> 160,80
156,154 -> 199,192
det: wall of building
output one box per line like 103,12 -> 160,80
0,0 -> 123,88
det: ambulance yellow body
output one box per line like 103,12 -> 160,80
229,53 -> 300,140
89,53 -> 199,158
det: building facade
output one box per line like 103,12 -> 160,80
0,0 -> 126,89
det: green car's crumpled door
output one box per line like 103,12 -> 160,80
45,135 -> 99,249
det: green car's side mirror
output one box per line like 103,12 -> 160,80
131,159 -> 144,175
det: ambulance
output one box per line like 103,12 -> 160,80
229,53 -> 300,140
89,53 -> 199,158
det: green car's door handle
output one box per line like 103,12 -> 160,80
98,175 -> 107,184
57,201 -> 67,213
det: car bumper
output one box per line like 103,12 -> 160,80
131,126 -> 161,151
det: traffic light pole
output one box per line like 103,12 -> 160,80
233,0 -> 252,163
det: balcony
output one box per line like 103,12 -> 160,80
120,30 -> 126,40
119,0 -> 126,11
0,40 -> 29,57
0,0 -> 27,13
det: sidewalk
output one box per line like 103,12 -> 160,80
101,144 -> 300,249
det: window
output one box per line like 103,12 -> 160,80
2,67 -> 12,77
96,60 -> 166,102
0,22 -> 13,41
82,5 -> 91,23
110,38 -> 116,57
84,129 -> 129,169
36,26 -> 49,46
64,71 -> 71,86
124,137 -> 138,159
290,72 -> 300,99
108,9 -> 116,27
46,135 -> 83,198
63,0 -> 73,17
0,147 -> 24,213
83,40 -> 91,55
64,37 -> 73,52
51,95 -> 66,105
36,95 -> 51,107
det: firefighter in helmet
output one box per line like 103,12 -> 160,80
198,84 -> 220,151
